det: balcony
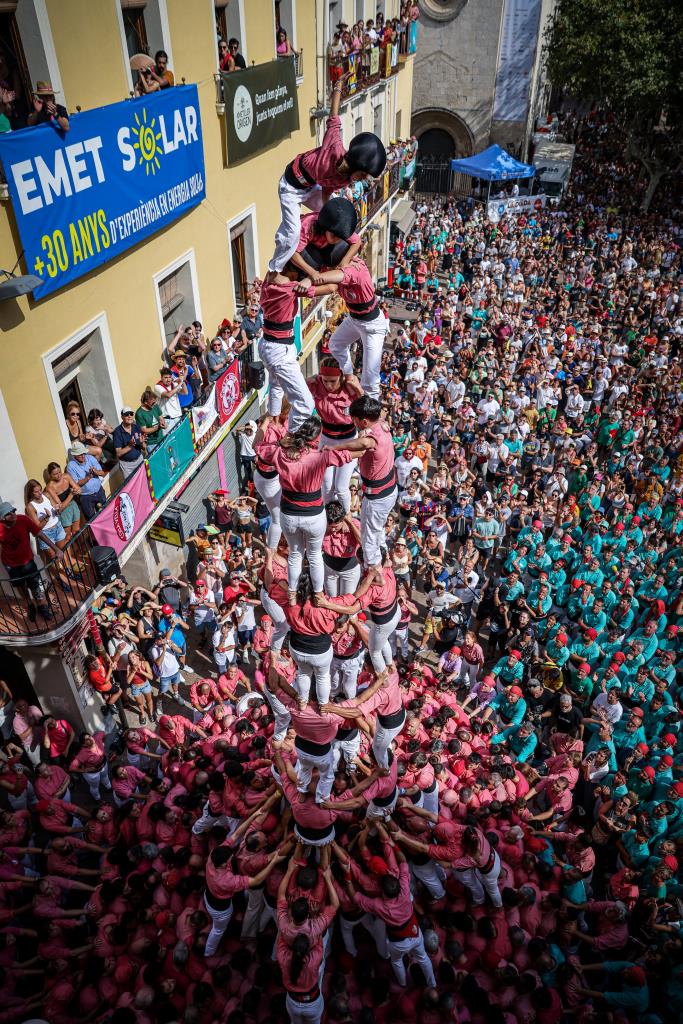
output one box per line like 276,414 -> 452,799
278,49 -> 304,81
327,23 -> 417,101
0,349 -> 256,644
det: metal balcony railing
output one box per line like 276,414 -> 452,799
0,344 -> 256,642
0,525 -> 99,641
278,49 -> 304,80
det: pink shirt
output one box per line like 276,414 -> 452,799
255,443 -> 352,509
285,592 -> 356,636
297,212 -> 360,253
308,377 -> 356,432
112,765 -> 146,800
260,279 -> 315,338
323,521 -> 360,558
280,695 -> 343,744
357,419 -> 396,494
354,861 -> 413,927
298,114 -> 348,191
34,765 -> 70,801
281,776 -> 337,830
69,731 -> 107,772
338,257 -> 377,309
355,667 -> 402,718
255,420 -> 287,473
360,566 -> 397,614
205,860 -> 251,902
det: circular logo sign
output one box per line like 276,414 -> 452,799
219,370 -> 240,419
233,85 -> 253,143
112,491 -> 136,542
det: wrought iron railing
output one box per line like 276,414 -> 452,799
278,49 -> 304,79
0,524 -> 99,640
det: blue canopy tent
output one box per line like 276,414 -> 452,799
450,144 -> 535,203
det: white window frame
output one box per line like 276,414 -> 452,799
42,313 -> 123,452
226,203 -> 260,313
152,248 -> 203,353
212,0 -> 248,65
18,0 -> 64,103
274,0 -> 298,53
115,0 -> 175,94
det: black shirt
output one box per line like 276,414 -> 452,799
31,102 -> 68,126
233,53 -> 247,69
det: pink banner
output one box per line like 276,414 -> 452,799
90,464 -> 154,555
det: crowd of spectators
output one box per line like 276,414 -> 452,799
0,109 -> 682,1024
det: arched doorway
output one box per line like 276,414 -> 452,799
411,107 -> 474,159
417,128 -> 455,160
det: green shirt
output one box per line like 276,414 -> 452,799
136,403 -> 163,444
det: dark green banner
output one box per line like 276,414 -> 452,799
221,60 -> 300,164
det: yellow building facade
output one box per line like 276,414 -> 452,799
0,0 -> 415,721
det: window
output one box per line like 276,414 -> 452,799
373,102 -> 383,142
229,213 -> 257,310
328,0 -> 339,42
395,108 -> 402,139
153,253 -> 201,350
216,0 -> 247,61
354,114 -> 364,136
275,0 -> 296,51
118,1 -> 173,85
0,1 -> 63,129
355,0 -> 364,23
43,316 -> 123,451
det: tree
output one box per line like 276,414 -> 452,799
544,0 -> 683,209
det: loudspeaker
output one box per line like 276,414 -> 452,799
248,361 -> 266,389
90,545 -> 121,587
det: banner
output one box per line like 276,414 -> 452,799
222,60 -> 299,164
146,416 -> 195,500
90,463 -> 154,555
492,0 -> 542,123
408,21 -> 418,54
486,193 -> 546,223
191,387 -> 218,442
370,48 -> 380,76
0,86 -> 205,300
216,362 -> 242,424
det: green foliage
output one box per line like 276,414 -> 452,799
546,0 -> 683,126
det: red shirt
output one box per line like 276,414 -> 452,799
0,515 -> 41,568
337,257 -> 377,308
260,278 -> 315,338
354,861 -> 413,927
308,377 -> 356,432
323,521 -> 360,558
297,211 -> 360,253
357,419 -> 396,494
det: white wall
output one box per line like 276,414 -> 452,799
0,385 -> 28,509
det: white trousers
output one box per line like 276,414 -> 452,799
339,912 -> 388,957
388,930 -> 436,987
83,764 -> 111,801
253,469 -> 282,549
369,606 -> 401,673
328,314 -> 389,399
330,651 -> 364,698
371,710 -> 406,769
240,886 -> 273,940
192,801 -> 237,835
361,489 -> 397,566
204,892 -> 233,956
258,337 -> 315,431
320,434 -> 357,512
332,731 -> 361,770
411,859 -> 446,900
285,991 -> 325,1024
324,561 -> 361,597
459,659 -> 480,687
290,644 -> 333,705
260,586 -> 289,650
269,174 -> 323,273
392,624 -> 410,659
281,509 -> 327,593
454,852 -> 503,907
262,685 -> 292,742
294,744 -> 335,802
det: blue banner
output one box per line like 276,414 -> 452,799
0,85 -> 205,300
147,416 -> 196,501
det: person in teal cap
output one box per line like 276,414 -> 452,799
490,650 -> 525,687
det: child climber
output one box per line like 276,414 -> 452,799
268,74 -> 386,274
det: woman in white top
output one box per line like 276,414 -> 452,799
24,478 -> 68,592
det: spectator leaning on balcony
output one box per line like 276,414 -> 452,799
153,50 -> 174,87
25,80 -> 68,132
113,407 -> 146,480
154,366 -> 186,435
229,38 -> 247,70
66,442 -> 106,520
0,501 -> 63,622
135,387 -> 166,448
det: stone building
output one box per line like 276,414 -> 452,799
412,0 -> 556,160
